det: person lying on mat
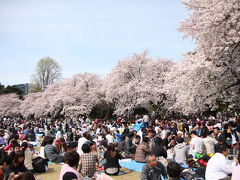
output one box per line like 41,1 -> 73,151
141,155 -> 167,180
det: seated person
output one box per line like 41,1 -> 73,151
8,143 -> 21,163
205,144 -> 238,180
4,150 -> 27,180
63,172 -> 78,180
104,143 -> 122,175
173,137 -> 187,164
132,135 -> 141,151
166,160 -> 182,180
9,171 -> 37,180
0,149 -> 10,180
21,142 -> 34,171
232,152 -> 240,180
59,151 -> 82,180
141,155 -> 167,180
55,137 -> 68,154
135,137 -> 151,162
78,144 -> 98,178
5,139 -> 19,152
151,137 -> 167,158
124,132 -> 135,154
44,136 -> 64,163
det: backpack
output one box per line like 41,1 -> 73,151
32,157 -> 48,173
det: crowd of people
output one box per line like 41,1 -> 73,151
0,113 -> 239,180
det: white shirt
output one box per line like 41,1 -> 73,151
205,153 -> 236,180
55,131 -> 62,140
190,136 -> 203,154
154,126 -> 160,135
24,148 -> 33,170
39,146 -> 45,159
203,136 -> 217,154
77,137 -> 88,155
143,115 -> 149,123
161,130 -> 167,139
106,134 -> 114,144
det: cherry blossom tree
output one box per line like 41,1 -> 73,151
20,73 -> 103,118
0,93 -> 21,117
179,0 -> 240,59
60,73 -> 103,116
103,51 -> 173,115
177,0 -> 240,113
20,92 -> 43,117
164,52 -> 220,114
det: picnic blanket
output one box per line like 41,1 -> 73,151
36,133 -> 44,137
119,159 -> 145,172
133,121 -> 145,131
29,140 -> 40,147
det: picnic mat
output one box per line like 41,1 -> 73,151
36,133 -> 44,137
29,140 -> 40,147
119,159 -> 145,172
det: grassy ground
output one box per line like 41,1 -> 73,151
36,164 -> 141,180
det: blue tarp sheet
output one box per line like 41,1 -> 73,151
133,121 -> 145,131
119,159 -> 145,172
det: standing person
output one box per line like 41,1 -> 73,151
77,132 -> 89,155
190,131 -> 203,159
21,142 -> 33,172
205,144 -> 237,180
104,143 -> 122,176
143,114 -> 149,127
59,151 -> 82,180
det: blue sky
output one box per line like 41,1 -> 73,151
0,0 -> 195,86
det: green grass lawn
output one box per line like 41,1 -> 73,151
36,164 -> 141,180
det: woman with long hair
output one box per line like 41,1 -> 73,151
55,137 -> 68,154
4,150 -> 27,180
104,143 -> 122,176
44,136 -> 64,163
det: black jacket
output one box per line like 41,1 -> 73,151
151,145 -> 167,158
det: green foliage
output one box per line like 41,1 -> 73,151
32,57 -> 62,91
89,101 -> 115,120
133,107 -> 149,116
0,83 -> 23,95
